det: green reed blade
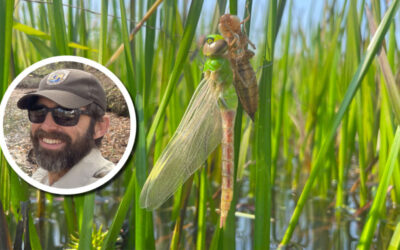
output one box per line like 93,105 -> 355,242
67,0 -> 74,45
279,0 -> 400,246
170,175 -> 194,249
63,196 -> 77,237
0,158 -> 10,214
118,0 -> 136,96
27,36 -> 53,58
144,0 -> 157,106
98,0 -> 108,64
254,0 -> 282,248
272,0 -> 291,183
134,94 -> 151,249
101,159 -> 135,250
13,22 -> 94,54
48,0 -> 69,55
26,0 -> 35,27
9,170 -> 29,218
210,226 -> 222,250
355,92 -> 368,207
28,215 -> 42,250
0,201 -> 12,250
145,0 -> 204,150
38,3 -> 48,33
77,193 -> 95,250
388,222 -> 400,250
358,126 -> 400,249
0,0 -> 14,91
229,0 -> 238,15
105,0 -> 163,68
196,167 -> 207,250
336,0 -> 361,213
210,0 -> 227,33
13,22 -> 51,40
366,6 -> 400,124
78,1 -> 88,58
237,124 -> 250,180
165,7 -> 184,149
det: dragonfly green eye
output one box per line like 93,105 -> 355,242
203,34 -> 227,57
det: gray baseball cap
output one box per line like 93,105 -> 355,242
17,69 -> 107,111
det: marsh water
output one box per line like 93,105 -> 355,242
6,165 -> 398,250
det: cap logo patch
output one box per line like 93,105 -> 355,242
47,70 -> 70,85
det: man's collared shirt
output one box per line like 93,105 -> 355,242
32,148 -> 114,188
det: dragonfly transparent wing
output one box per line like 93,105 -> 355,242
140,77 -> 222,209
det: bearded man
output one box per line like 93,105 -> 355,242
17,69 -> 114,188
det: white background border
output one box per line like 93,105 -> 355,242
0,56 -> 137,195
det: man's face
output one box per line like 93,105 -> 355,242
30,97 -> 96,173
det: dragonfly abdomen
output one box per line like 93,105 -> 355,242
220,109 -> 235,227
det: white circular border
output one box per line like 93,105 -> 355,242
0,56 -> 137,195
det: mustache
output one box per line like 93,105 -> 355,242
33,129 -> 72,144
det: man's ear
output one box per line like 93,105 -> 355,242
93,115 -> 110,140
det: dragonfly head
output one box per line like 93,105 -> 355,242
202,34 -> 227,57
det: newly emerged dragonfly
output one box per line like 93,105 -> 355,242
140,34 -> 237,227
219,14 -> 258,120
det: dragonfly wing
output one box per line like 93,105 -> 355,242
140,78 -> 222,209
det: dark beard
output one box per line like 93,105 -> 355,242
30,120 -> 96,173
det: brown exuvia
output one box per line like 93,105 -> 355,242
219,14 -> 259,120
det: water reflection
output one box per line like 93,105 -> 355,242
5,166 -> 399,249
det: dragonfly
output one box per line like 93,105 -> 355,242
140,34 -> 237,227
219,14 -> 258,120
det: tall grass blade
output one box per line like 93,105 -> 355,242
118,0 -> 135,95
13,22 -> 51,40
337,0 -> 361,213
78,0 -> 88,58
272,0 -> 291,183
196,168 -> 207,250
366,6 -> 400,123
98,0 -> 108,64
170,176 -> 194,249
145,0 -> 204,149
101,162 -> 135,250
9,170 -> 29,218
210,0 -> 227,33
357,126 -> 400,249
48,0 -> 69,55
13,21 -> 94,53
105,0 -> 163,67
63,196 -> 77,238
229,0 -> 238,15
0,201 -> 12,250
37,3 -> 49,33
28,215 -> 42,250
134,95 -> 151,249
254,0 -> 284,248
279,0 -> 400,246
366,3 -> 400,204
78,193 -> 95,250
67,0 -> 74,46
144,0 -> 157,105
0,0 -> 14,90
388,222 -> 400,250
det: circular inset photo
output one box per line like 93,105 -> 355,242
0,56 -> 136,195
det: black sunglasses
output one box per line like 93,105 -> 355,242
28,105 -> 91,126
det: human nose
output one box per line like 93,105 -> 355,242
40,111 -> 59,130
